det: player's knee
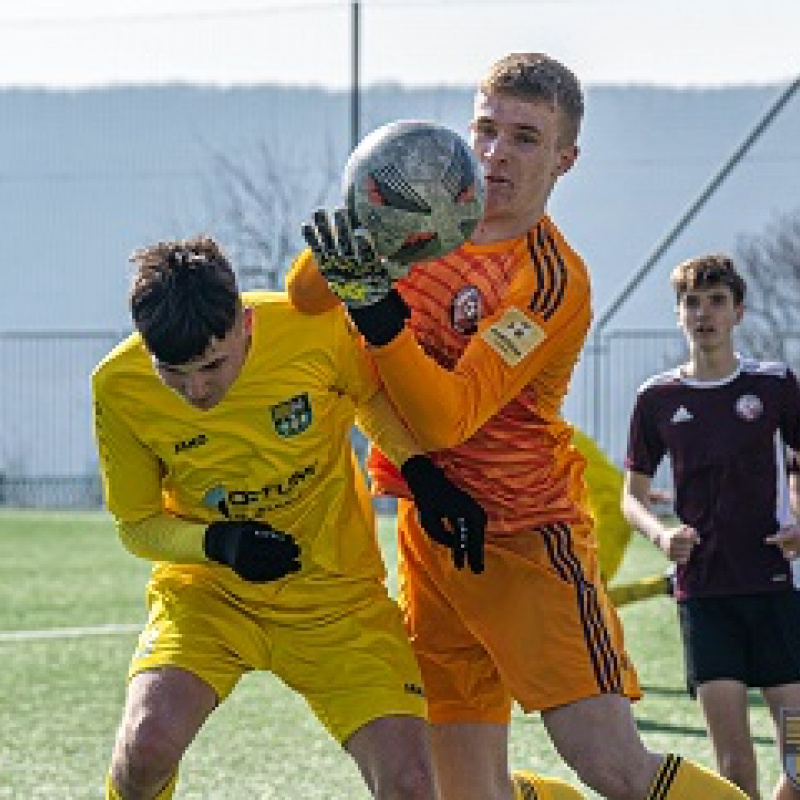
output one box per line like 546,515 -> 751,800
111,712 -> 184,794
716,751 -> 758,796
568,751 -> 653,800
379,754 -> 436,800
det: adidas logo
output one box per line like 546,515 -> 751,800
671,406 -> 693,424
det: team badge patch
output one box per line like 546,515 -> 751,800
450,285 -> 482,334
480,307 -> 545,366
270,393 -> 312,437
780,707 -> 800,789
735,393 -> 763,421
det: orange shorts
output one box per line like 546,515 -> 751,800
397,499 -> 641,724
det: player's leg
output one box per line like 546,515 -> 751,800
425,720 -> 586,800
106,667 -> 216,799
543,692 -> 749,799
281,573 -> 435,799
763,683 -> 800,800
106,574 -> 257,800
429,721 -> 514,799
345,715 -> 437,799
395,500 -> 587,800
755,590 -> 800,800
696,680 -> 760,797
607,572 -> 673,608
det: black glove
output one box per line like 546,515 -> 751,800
204,520 -> 301,582
400,455 -> 486,574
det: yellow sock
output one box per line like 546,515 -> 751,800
607,575 -> 671,608
645,754 -> 748,799
105,770 -> 178,800
512,770 -> 586,799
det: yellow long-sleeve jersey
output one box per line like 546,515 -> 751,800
92,293 -> 397,600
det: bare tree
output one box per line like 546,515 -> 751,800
205,138 -> 340,290
736,208 -> 800,363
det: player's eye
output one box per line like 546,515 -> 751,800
515,130 -> 539,145
471,120 -> 496,137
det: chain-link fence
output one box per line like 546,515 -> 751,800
3,329 -> 797,507
0,331 -> 124,507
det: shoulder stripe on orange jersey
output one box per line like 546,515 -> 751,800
540,521 -> 623,694
526,224 -> 567,320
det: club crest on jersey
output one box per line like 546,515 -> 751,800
270,393 -> 312,437
735,394 -> 763,421
780,708 -> 800,789
450,285 -> 482,334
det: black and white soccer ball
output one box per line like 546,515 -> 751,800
342,120 -> 485,271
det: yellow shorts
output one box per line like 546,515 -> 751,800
397,499 -> 641,724
129,566 -> 427,744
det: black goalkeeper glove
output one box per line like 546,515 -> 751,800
204,520 -> 301,582
401,455 -> 486,574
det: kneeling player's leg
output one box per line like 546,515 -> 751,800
106,667 -> 216,800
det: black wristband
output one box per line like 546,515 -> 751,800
348,289 -> 410,346
400,454 -> 439,488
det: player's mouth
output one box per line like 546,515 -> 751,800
484,173 -> 511,186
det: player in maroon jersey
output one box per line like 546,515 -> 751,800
623,253 -> 800,800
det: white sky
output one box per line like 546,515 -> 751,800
1,0 -> 799,90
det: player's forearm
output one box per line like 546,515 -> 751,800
116,515 -> 208,563
621,492 -> 666,551
370,328 -> 485,450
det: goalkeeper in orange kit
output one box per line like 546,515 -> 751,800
291,51 -> 747,800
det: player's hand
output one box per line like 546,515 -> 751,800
204,520 -> 301,582
658,524 -> 700,565
301,208 -> 397,309
766,524 -> 800,560
400,455 -> 486,573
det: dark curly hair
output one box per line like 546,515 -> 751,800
129,235 -> 241,365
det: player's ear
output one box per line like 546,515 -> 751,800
554,144 -> 578,177
242,305 -> 253,334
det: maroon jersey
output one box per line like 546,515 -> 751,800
625,357 -> 800,599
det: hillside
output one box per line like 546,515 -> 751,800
2,81 -> 798,333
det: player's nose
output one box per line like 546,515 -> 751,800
183,373 -> 210,402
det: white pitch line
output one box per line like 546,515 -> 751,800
0,622 -> 141,642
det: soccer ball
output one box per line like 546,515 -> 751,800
342,120 -> 485,270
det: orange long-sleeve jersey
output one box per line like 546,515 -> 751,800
287,215 -> 593,536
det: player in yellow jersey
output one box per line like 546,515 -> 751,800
572,427 -> 674,607
292,53 -> 748,800
92,236 -> 487,800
